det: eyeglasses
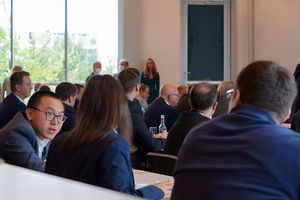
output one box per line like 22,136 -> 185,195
29,107 -> 67,124
168,94 -> 181,98
226,89 -> 235,100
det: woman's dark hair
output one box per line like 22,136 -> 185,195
66,75 -> 132,152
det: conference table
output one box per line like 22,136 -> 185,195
133,169 -> 173,189
0,162 -> 173,200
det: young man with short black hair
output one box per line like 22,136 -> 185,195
0,91 -> 65,172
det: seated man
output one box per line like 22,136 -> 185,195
74,83 -> 85,110
136,84 -> 149,113
213,80 -> 235,118
164,82 -> 217,156
172,61 -> 300,199
144,83 -> 180,131
176,84 -> 191,113
0,91 -> 65,172
118,68 -> 166,169
55,82 -> 78,133
0,71 -> 32,129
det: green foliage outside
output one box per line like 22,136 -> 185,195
0,26 -> 117,84
0,0 -> 118,85
7,29 -> 94,83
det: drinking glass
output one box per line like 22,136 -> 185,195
149,127 -> 158,135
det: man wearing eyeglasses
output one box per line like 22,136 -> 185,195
0,91 -> 65,172
144,83 -> 180,131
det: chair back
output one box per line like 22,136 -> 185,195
147,152 -> 177,176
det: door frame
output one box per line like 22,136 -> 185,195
180,0 -> 231,84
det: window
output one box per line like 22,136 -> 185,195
68,0 -> 118,82
1,0 -> 119,84
0,0 -> 11,81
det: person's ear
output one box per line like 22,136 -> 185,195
15,84 -> 21,92
26,108 -> 33,121
228,89 -> 241,112
281,108 -> 291,124
212,101 -> 218,113
69,95 -> 77,105
167,95 -> 171,102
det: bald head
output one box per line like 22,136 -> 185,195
160,83 -> 180,106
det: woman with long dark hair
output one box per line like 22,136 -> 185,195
46,75 -> 172,199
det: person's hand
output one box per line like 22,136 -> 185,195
154,179 -> 174,199
153,131 -> 168,139
153,133 -> 163,139
160,130 -> 168,139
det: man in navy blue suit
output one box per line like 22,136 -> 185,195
164,82 -> 218,156
0,91 -> 65,172
55,82 -> 78,134
118,68 -> 166,169
172,61 -> 300,200
144,83 -> 180,131
0,71 -> 32,129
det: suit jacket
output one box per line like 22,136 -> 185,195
0,93 -> 26,129
85,72 -> 96,82
291,109 -> 300,132
172,105 -> 300,200
144,97 -> 180,131
176,94 -> 191,113
128,99 -> 165,168
46,130 -> 164,200
0,112 -> 48,172
164,111 -> 210,156
60,103 -> 77,134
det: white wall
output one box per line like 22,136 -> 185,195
121,0 -> 143,69
254,0 -> 300,72
140,0 -> 181,85
231,0 -> 254,77
123,0 -> 300,84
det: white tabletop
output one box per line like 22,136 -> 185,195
133,169 -> 173,189
0,163 -> 140,200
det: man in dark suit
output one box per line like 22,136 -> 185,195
0,71 -> 32,129
0,91 -> 65,172
172,61 -> 300,200
164,82 -> 217,156
55,82 -> 78,133
118,68 -> 166,169
213,80 -> 235,118
144,83 -> 180,131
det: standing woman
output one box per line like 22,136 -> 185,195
141,58 -> 160,104
46,75 -> 172,199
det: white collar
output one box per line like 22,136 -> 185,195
13,93 -> 24,103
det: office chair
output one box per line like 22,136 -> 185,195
147,152 -> 177,176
